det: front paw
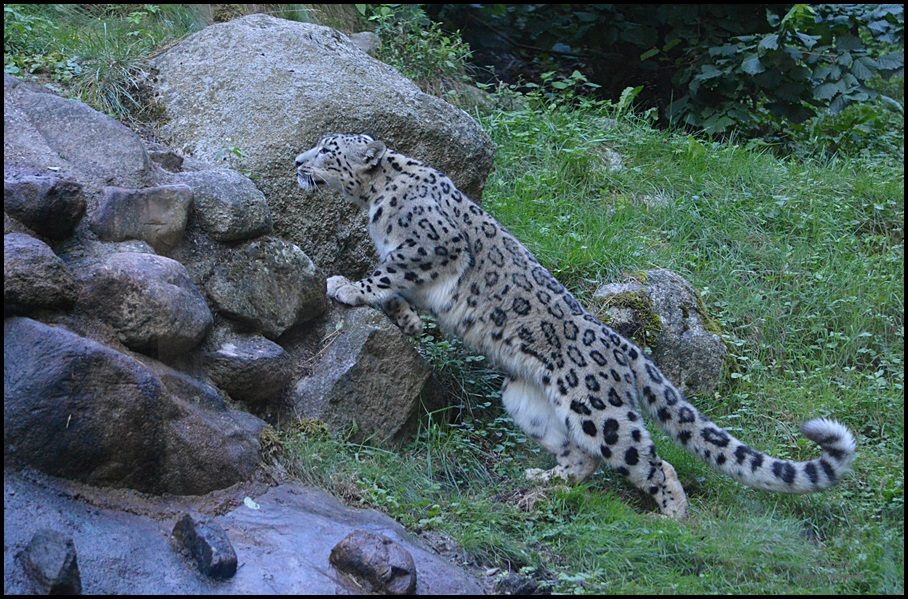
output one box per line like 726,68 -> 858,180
326,275 -> 363,306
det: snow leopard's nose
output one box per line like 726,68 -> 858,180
295,146 -> 318,168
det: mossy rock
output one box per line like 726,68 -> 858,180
591,269 -> 728,397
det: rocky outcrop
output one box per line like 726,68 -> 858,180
5,53 -> 470,591
4,233 -> 77,315
4,470 -> 486,594
287,304 -> 444,444
4,317 -> 264,495
151,14 -> 496,278
89,184 -> 193,252
203,330 -> 293,404
593,269 -> 728,397
174,168 -> 273,242
4,169 -> 86,239
205,237 -> 326,340
4,71 -> 442,487
76,252 -> 213,358
4,76 -> 151,189
3,15 -> 497,591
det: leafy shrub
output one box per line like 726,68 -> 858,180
356,4 -> 475,101
671,5 -> 904,136
430,4 -> 904,156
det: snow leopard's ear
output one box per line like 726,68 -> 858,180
359,139 -> 386,166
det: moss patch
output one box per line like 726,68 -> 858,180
591,289 -> 663,349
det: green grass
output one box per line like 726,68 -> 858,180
4,4 -> 206,120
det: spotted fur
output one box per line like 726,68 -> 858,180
295,133 -> 857,518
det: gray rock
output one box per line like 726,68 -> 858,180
146,142 -> 185,172
206,237 -> 326,339
330,530 -> 417,595
594,269 -> 727,396
4,75 -> 151,188
21,529 -> 82,595
348,31 -> 381,55
139,358 -> 266,495
151,15 -> 494,277
4,211 -> 36,237
4,317 -> 265,496
175,169 -> 273,242
3,170 -> 86,239
4,233 -> 77,316
3,472 -> 486,594
289,304 -> 443,445
4,317 -> 165,490
75,252 -> 212,358
204,331 -> 292,403
171,513 -> 237,580
90,184 -> 193,253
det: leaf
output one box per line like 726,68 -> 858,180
813,64 -> 833,81
702,115 -> 736,134
815,82 -> 840,101
662,38 -> 681,53
617,85 -> 643,114
694,64 -> 724,81
741,54 -> 765,75
795,31 -> 820,49
758,34 -> 779,50
836,33 -> 864,51
828,95 -> 850,114
851,56 -> 878,81
876,51 -> 904,71
640,48 -> 659,61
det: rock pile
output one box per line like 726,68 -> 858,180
5,15 -> 495,593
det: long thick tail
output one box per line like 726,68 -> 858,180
631,353 -> 856,494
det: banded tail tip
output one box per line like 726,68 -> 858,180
801,417 -> 857,470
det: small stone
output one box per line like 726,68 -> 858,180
22,529 -> 82,595
90,184 -> 193,253
4,172 -> 86,240
171,513 -> 237,580
329,530 -> 416,595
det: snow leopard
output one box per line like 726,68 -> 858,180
294,133 -> 856,518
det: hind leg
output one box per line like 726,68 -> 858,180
572,409 -> 688,519
381,294 -> 422,336
501,378 -> 600,483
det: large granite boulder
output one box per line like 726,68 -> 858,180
151,14 -> 495,278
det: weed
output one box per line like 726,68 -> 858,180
3,4 -> 205,122
356,4 -> 477,104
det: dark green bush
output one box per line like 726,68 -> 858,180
430,4 -> 904,156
